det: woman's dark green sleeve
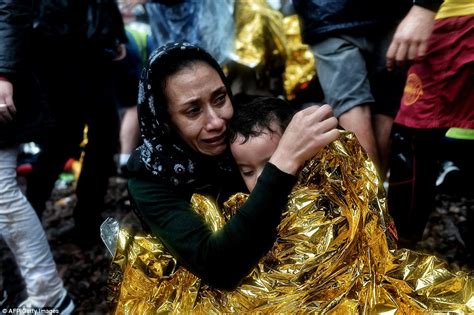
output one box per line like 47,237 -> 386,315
128,162 -> 296,290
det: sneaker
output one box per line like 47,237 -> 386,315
436,161 -> 462,195
18,289 -> 74,315
436,161 -> 460,187
49,289 -> 75,315
115,153 -> 131,178
17,300 -> 38,314
0,290 -> 7,306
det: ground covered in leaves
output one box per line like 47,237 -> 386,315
1,176 -> 473,314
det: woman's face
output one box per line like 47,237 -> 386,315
165,61 -> 233,156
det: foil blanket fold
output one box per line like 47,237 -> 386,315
108,132 -> 473,314
233,0 -> 315,99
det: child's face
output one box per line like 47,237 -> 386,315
230,125 -> 282,192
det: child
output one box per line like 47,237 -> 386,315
229,95 -> 296,192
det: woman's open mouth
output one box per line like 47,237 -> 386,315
202,133 -> 225,146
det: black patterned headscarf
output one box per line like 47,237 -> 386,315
128,42 -> 236,188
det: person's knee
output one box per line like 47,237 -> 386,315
338,104 -> 372,128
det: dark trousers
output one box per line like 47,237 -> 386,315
26,44 -> 120,233
388,125 -> 473,244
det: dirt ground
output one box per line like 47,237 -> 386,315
1,176 -> 473,314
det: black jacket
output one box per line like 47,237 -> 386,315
293,0 -> 443,44
0,0 -> 126,147
0,0 -> 49,147
33,0 -> 127,54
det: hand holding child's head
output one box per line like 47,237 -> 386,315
229,96 -> 339,191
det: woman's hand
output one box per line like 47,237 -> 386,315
269,104 -> 339,175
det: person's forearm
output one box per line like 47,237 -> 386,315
129,164 -> 296,289
202,163 -> 297,288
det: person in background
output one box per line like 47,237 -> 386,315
388,0 -> 473,249
0,0 -> 74,312
144,0 -> 234,65
292,0 -> 443,177
114,24 -> 150,175
25,0 -> 128,248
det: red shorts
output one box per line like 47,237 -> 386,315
395,15 -> 474,129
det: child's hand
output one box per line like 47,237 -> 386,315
269,104 -> 339,175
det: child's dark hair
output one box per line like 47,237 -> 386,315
229,95 -> 296,143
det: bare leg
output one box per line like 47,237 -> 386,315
120,106 -> 140,155
373,113 -> 394,181
338,105 -> 381,169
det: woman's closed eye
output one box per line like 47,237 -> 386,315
241,169 -> 254,177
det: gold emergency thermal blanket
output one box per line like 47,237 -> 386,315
282,15 -> 316,100
108,132 -> 473,314
233,0 -> 315,99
